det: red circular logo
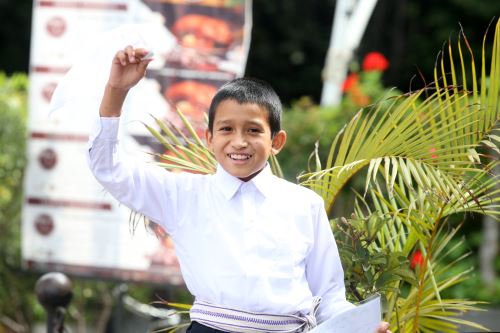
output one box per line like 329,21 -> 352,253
35,214 -> 55,236
38,148 -> 57,170
46,16 -> 67,37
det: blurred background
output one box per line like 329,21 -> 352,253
2,1 -> 498,101
0,0 -> 499,332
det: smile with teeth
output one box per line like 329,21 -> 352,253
228,153 -> 252,160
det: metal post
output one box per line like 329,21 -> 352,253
35,272 -> 73,333
321,0 -> 379,106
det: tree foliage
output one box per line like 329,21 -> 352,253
0,72 -> 41,331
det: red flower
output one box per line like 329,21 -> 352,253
410,250 -> 424,270
362,52 -> 389,72
342,73 -> 359,92
429,147 -> 438,159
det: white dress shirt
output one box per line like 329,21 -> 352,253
87,117 -> 354,323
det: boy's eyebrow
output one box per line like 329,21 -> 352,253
215,119 -> 265,127
215,120 -> 231,125
245,121 -> 265,128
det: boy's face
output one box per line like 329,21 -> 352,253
206,100 -> 286,181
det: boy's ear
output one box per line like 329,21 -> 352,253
271,130 -> 287,155
205,129 -> 213,150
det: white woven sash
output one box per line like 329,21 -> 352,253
189,297 -> 321,333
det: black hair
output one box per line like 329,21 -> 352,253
208,77 -> 282,137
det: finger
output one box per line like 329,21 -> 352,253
378,322 -> 389,333
124,45 -> 137,63
136,48 -> 154,62
138,58 -> 152,73
134,48 -> 149,57
115,50 -> 128,66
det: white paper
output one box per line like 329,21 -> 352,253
310,295 -> 381,333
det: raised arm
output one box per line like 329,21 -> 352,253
87,46 -> 182,236
100,46 -> 152,117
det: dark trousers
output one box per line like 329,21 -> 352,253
186,321 -> 226,333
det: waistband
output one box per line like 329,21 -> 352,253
189,297 -> 321,333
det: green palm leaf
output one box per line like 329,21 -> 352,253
351,180 -> 491,332
301,20 -> 499,216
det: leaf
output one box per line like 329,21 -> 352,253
481,139 -> 500,154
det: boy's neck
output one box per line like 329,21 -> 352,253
237,166 -> 266,182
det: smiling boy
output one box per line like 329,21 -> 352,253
88,46 -> 391,333
207,98 -> 286,181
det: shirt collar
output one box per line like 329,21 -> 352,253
250,165 -> 275,198
213,164 -> 276,200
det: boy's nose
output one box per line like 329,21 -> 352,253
231,134 -> 248,149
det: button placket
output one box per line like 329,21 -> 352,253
240,183 -> 257,227
240,183 -> 258,274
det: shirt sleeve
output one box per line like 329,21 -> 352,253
306,196 -> 355,323
86,116 -> 181,235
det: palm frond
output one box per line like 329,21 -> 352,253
145,111 -> 217,175
301,19 -> 500,216
395,221 -> 485,333
371,158 -> 500,220
349,163 -> 496,332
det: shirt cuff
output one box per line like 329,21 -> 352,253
87,116 -> 120,150
92,116 -> 120,138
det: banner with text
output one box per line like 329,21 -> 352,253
23,0 -> 251,284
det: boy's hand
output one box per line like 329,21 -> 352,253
99,46 -> 152,117
107,46 -> 152,91
375,321 -> 392,333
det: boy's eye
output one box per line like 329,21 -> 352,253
218,126 -> 232,132
248,128 -> 263,134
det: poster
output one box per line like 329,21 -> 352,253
22,0 -> 251,285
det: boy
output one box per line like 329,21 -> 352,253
87,46 -> 391,333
